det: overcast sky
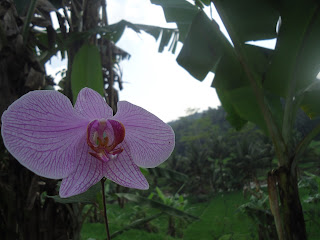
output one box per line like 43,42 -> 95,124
106,0 -> 222,122
46,0 -> 276,122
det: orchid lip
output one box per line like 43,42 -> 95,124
86,118 -> 125,163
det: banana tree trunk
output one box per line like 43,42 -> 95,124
278,165 -> 307,240
269,165 -> 307,240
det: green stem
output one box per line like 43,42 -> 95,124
22,0 -> 37,44
101,178 -> 111,240
213,0 -> 287,164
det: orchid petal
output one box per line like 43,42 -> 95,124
1,90 -> 88,179
113,101 -> 175,168
59,136 -> 106,198
60,140 -> 148,198
75,88 -> 113,119
105,141 -> 149,189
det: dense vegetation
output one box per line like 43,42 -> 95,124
2,0 -> 320,239
167,107 -> 320,193
79,107 -> 320,239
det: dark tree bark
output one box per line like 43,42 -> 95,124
268,164 -> 307,240
1,0 -> 129,239
277,166 -> 307,240
0,1 -> 75,239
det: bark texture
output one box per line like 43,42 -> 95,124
277,166 -> 307,240
0,1 -> 75,239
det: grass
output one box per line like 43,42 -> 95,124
183,191 -> 256,240
81,202 -> 178,240
80,191 -> 255,240
81,190 -> 320,240
81,223 -> 176,240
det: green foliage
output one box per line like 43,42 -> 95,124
177,11 -> 225,80
13,0 -> 31,15
184,191 -> 256,240
115,193 -> 198,221
71,44 -> 105,102
47,182 -> 101,204
264,0 -> 320,97
81,223 -> 176,240
151,187 -> 188,211
239,189 -> 277,240
150,0 -> 198,41
299,172 -> 320,203
110,212 -> 164,239
154,2 -> 320,237
168,107 -> 276,192
79,188 -> 320,240
298,176 -> 320,239
300,82 -> 320,119
156,0 -> 320,155
109,20 -> 179,53
218,0 -> 278,41
148,167 -> 189,183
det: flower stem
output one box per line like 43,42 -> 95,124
101,178 -> 111,240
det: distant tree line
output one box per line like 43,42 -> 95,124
163,107 -> 320,195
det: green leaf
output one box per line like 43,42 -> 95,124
71,44 -> 104,103
155,187 -> 167,203
115,193 -> 199,221
199,0 -> 211,6
109,20 -> 179,53
212,44 -> 284,132
109,20 -> 141,43
149,167 -> 189,182
215,88 -> 247,130
158,29 -> 174,52
225,86 -> 267,132
14,0 -> 31,16
177,11 -> 229,80
212,54 -> 248,91
151,0 -> 199,41
213,45 -> 272,89
110,212 -> 163,239
300,85 -> 320,119
148,192 -> 155,200
304,171 -> 320,191
216,0 -> 279,42
264,91 -> 284,132
264,0 -> 320,96
139,167 -> 149,176
47,182 -> 101,204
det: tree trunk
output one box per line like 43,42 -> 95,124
277,165 -> 307,240
0,1 -> 75,239
269,165 -> 307,240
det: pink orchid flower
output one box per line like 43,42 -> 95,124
1,88 -> 175,198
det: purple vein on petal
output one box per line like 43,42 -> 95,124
104,141 -> 148,189
1,90 -> 90,179
75,88 -> 113,120
59,137 -> 105,197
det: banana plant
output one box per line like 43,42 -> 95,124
151,0 -> 320,239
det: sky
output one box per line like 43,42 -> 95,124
106,0 -> 221,122
46,0 -> 276,123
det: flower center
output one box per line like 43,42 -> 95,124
86,119 -> 125,162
